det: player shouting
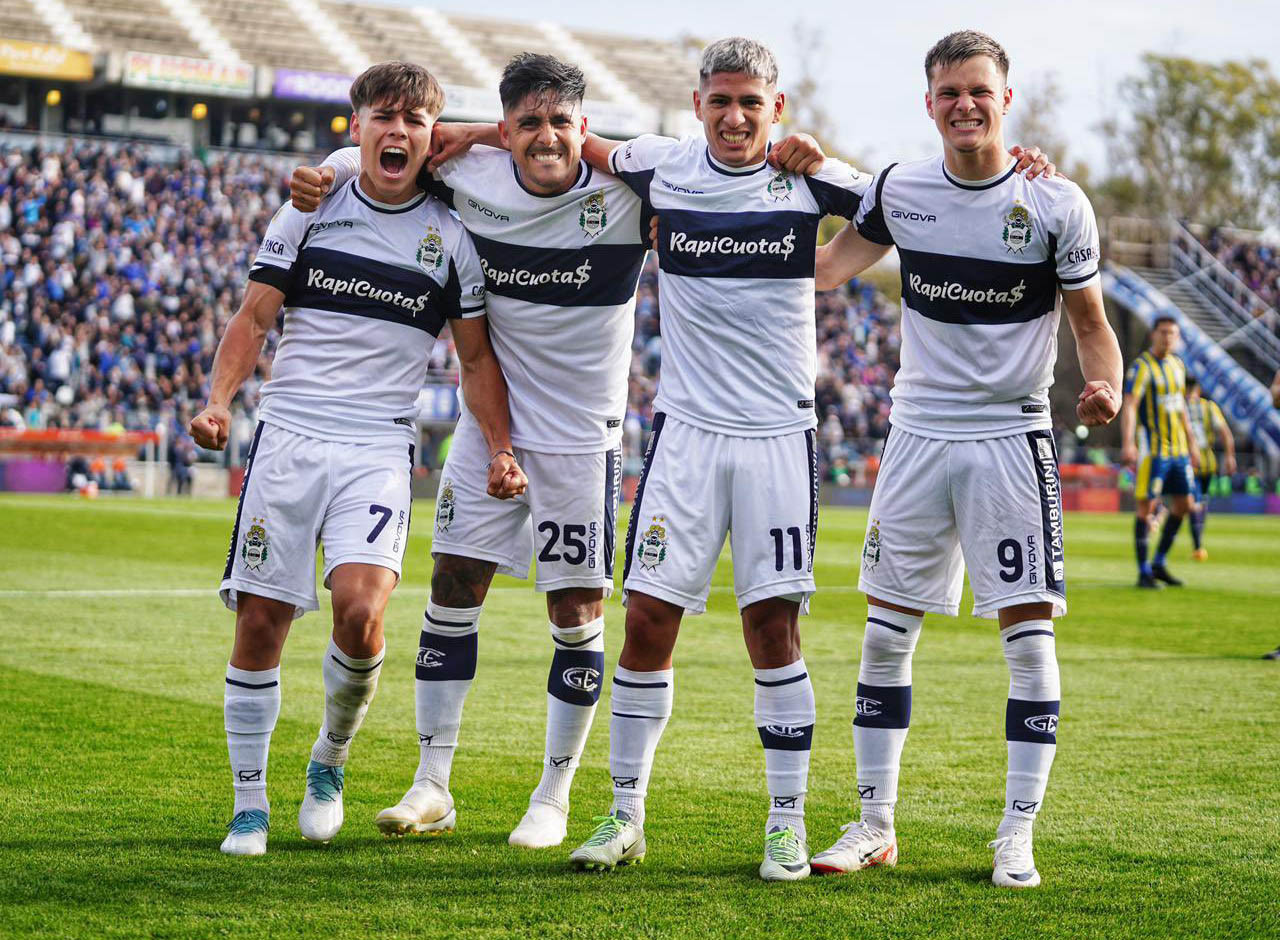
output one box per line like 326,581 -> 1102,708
194,62 -> 524,856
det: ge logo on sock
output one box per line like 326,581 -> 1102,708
562,667 -> 600,693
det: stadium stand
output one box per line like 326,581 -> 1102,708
61,0 -> 206,59
1200,227 -> 1280,330
0,1 -> 55,45
319,2 -> 480,87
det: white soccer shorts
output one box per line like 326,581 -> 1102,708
858,426 -> 1067,619
429,417 -> 621,593
220,422 -> 416,617
622,413 -> 819,614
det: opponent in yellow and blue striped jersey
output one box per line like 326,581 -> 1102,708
1184,376 -> 1236,560
1120,317 -> 1199,587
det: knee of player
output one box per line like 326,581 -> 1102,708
332,601 -> 385,651
547,587 -> 605,628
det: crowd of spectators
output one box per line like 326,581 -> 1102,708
1200,227 -> 1280,332
1,135 -> 900,484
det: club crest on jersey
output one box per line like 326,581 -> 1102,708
435,480 -> 455,533
637,515 -> 668,570
579,190 -> 607,238
765,171 -> 794,202
417,225 -> 445,273
241,518 -> 269,570
1001,202 -> 1034,253
862,520 -> 881,571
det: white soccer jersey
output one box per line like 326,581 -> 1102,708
249,179 -> 485,443
323,146 -> 648,453
855,156 -> 1100,440
610,135 -> 870,437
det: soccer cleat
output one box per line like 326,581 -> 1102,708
1263,646 -> 1280,661
221,809 -> 269,856
569,811 -> 645,871
298,760 -> 344,843
1136,572 -> 1164,589
810,820 -> 898,874
1150,564 -> 1183,587
374,782 -> 456,837
989,828 -> 1040,888
1191,548 -> 1209,562
509,801 -> 568,848
759,826 -> 810,882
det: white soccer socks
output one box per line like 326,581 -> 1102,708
310,638 -> 384,767
413,602 -> 481,792
853,607 -> 923,834
224,664 -> 281,815
531,617 -> 605,813
608,665 -> 673,826
1000,620 -> 1060,837
754,659 -> 815,841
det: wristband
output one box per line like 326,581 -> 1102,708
487,449 -> 516,467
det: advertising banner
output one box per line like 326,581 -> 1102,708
0,39 -> 93,81
273,68 -> 352,104
123,51 -> 253,97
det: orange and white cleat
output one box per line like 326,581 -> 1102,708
810,821 -> 898,874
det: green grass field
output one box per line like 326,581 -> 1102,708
1,494 -> 1278,939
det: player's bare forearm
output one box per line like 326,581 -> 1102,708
451,316 -> 526,498
191,281 -> 282,449
581,133 -> 621,173
815,223 -> 891,291
1063,285 -> 1122,425
207,282 -> 283,408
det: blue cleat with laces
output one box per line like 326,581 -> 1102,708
299,760 -> 344,843
221,809 -> 269,856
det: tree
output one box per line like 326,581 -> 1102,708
1097,55 -> 1280,227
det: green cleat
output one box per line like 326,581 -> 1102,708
569,812 -> 645,871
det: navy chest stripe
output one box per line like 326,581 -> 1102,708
286,246 -> 449,335
469,233 -> 646,307
657,208 -> 819,280
897,246 -> 1058,325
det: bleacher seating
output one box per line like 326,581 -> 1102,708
195,0 -> 340,73
320,1 -> 478,87
61,0 -> 205,58
0,0 -> 56,45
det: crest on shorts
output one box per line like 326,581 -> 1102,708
417,225 -> 445,273
579,190 -> 607,238
765,171 -> 794,202
241,518 -> 270,570
862,519 -> 881,571
1001,202 -> 1034,253
636,515 -> 668,571
435,481 -> 455,533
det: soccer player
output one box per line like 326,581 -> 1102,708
560,37 -> 883,882
805,30 -> 1122,888
1120,316 -> 1200,587
292,54 -> 834,850
192,62 -> 524,857
1184,376 -> 1236,560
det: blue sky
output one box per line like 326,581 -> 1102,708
400,0 -> 1279,173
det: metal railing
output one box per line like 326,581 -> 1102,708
1168,223 -> 1280,374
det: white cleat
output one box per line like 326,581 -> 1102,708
569,811 -> 645,871
810,820 -> 898,875
298,760 -> 344,843
220,809 -> 269,856
374,782 -> 456,837
509,801 -> 568,848
990,828 -> 1041,888
759,826 -> 810,882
